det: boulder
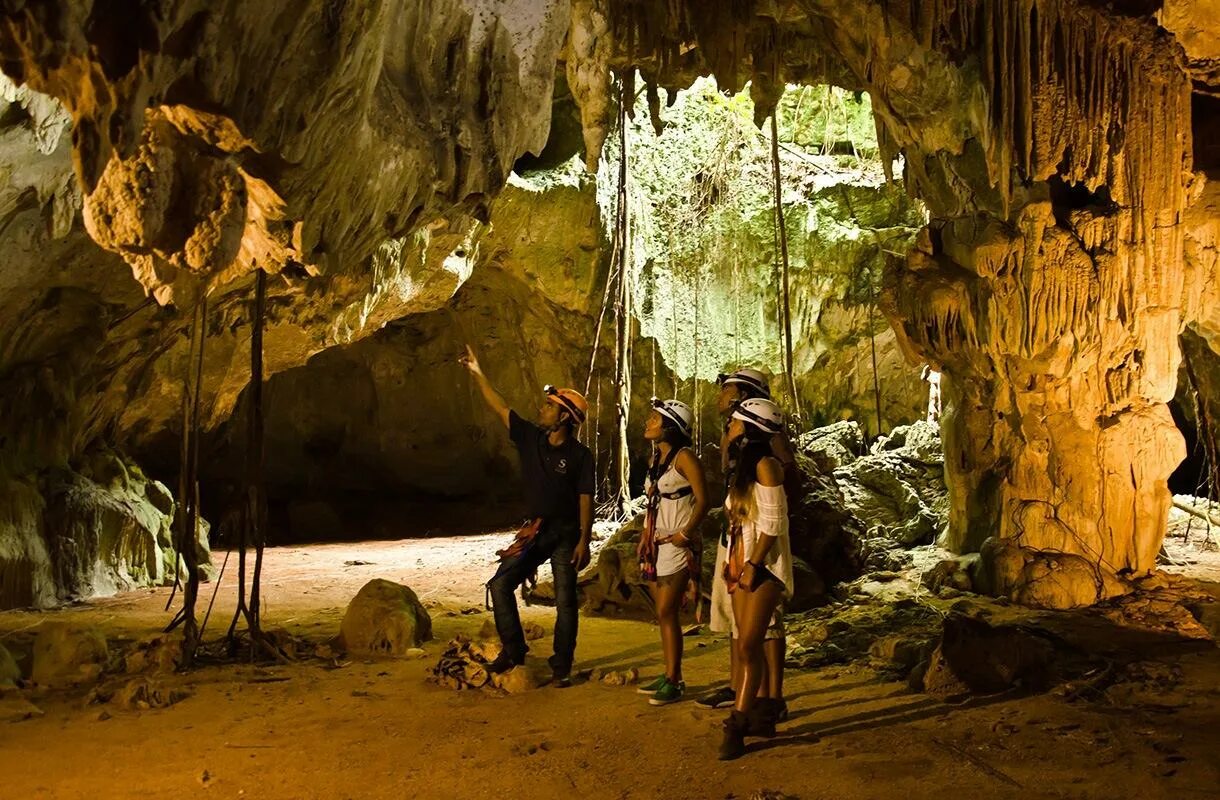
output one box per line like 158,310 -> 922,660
787,457 -> 866,599
1015,553 -> 1111,610
868,634 -> 933,671
917,614 -> 1055,697
491,660 -> 550,693
796,421 -> 864,472
32,623 -> 109,687
921,555 -> 977,594
339,579 -> 433,655
0,641 -> 21,685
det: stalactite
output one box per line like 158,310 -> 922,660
913,0 -> 1190,232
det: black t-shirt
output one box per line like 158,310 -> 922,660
509,411 -> 595,525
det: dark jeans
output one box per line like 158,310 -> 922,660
487,521 -> 579,675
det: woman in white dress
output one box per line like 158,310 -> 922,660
717,397 -> 793,760
636,399 -> 708,706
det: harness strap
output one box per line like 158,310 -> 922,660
659,486 -> 693,500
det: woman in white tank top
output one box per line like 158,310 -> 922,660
635,399 -> 708,706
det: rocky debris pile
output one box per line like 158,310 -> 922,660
797,421 -> 864,473
339,579 -> 433,655
785,596 -> 943,671
585,667 -> 639,686
431,636 -> 497,690
430,632 -> 549,694
88,677 -> 192,711
830,421 -> 948,555
120,634 -> 182,674
1098,572 -> 1216,641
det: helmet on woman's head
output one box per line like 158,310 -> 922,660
543,385 -> 588,425
716,368 -> 771,399
651,398 -> 693,436
731,397 -> 783,435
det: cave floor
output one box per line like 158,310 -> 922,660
2,535 -> 1220,800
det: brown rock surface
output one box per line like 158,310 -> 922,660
339,579 -> 433,655
31,623 -> 109,687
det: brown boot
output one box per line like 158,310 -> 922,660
746,700 -> 778,738
718,710 -> 748,760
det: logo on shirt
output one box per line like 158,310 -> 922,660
555,458 -> 568,475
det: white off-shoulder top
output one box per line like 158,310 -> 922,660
725,482 -> 793,599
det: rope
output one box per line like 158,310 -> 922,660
770,112 -> 800,423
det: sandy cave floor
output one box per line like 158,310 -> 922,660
1,534 -> 1220,800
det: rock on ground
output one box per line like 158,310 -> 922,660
32,623 -> 109,687
915,613 -> 1055,698
339,579 -> 433,655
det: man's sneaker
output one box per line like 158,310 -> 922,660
487,651 -> 522,675
636,675 -> 668,695
696,686 -> 736,709
649,678 -> 685,706
552,672 -> 572,688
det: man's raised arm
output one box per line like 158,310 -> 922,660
459,344 -> 510,429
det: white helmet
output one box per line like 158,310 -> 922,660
717,368 -> 770,398
651,398 -> 693,436
731,397 -> 783,435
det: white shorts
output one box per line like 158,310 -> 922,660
710,537 -> 785,640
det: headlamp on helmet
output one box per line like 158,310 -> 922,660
543,384 -> 588,424
650,397 -> 693,436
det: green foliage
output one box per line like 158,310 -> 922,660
598,76 -> 918,385
776,86 -> 878,158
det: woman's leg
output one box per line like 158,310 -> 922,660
653,574 -> 685,681
732,581 -> 783,715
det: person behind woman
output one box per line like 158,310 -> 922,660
636,399 -> 708,706
718,397 -> 793,760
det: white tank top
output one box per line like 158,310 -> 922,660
646,450 -> 696,578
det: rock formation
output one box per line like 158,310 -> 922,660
0,1 -> 1218,612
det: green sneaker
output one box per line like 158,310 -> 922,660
636,675 -> 668,695
649,678 -> 685,706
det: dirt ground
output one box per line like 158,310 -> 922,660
2,533 -> 1220,800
